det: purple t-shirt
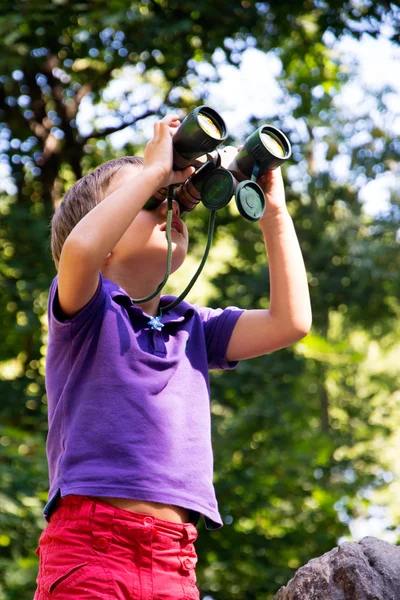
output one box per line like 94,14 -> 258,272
44,273 -> 244,529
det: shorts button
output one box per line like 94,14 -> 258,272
143,516 -> 153,526
97,537 -> 108,550
182,557 -> 192,570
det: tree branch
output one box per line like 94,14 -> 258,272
82,108 -> 157,140
81,51 -> 193,141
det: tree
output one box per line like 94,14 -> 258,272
1,1 -> 399,598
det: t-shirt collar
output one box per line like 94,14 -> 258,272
104,277 -> 193,324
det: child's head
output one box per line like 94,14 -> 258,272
51,156 -> 143,270
50,156 -> 189,279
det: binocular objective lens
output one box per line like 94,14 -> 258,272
198,113 -> 222,139
260,132 -> 285,157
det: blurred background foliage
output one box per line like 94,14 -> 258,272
0,1 -> 399,598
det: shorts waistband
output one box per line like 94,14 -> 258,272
50,494 -> 198,541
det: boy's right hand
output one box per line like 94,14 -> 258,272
143,114 -> 195,188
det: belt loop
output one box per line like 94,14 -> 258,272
90,499 -> 115,553
78,497 -> 94,523
184,523 -> 198,544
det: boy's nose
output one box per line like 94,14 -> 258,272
159,198 -> 181,218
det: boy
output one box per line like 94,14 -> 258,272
34,114 -> 311,599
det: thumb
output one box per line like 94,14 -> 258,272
181,165 -> 196,180
171,165 -> 196,184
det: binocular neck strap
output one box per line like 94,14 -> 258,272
251,163 -> 260,181
131,186 -> 217,316
160,209 -> 216,317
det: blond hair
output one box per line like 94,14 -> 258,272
50,156 -> 144,269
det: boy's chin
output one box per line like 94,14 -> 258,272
146,245 -> 187,272
169,248 -> 188,273
170,255 -> 187,274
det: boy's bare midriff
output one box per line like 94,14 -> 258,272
89,496 -> 190,523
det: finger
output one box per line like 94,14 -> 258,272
257,171 -> 273,190
162,113 -> 180,125
159,121 -> 171,138
258,170 -> 273,182
181,165 -> 196,179
272,166 -> 282,177
152,121 -> 160,143
261,168 -> 283,186
169,121 -> 181,133
167,116 -> 181,135
258,169 -> 284,194
170,166 -> 196,184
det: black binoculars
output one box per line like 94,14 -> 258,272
144,105 -> 291,221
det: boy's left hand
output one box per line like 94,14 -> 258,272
257,167 -> 286,217
234,145 -> 286,218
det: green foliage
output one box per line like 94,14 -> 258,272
0,1 -> 399,598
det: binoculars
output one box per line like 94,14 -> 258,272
144,105 -> 291,221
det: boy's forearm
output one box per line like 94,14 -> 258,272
64,166 -> 164,266
259,207 -> 312,334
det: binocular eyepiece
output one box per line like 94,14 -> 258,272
172,106 -> 228,169
144,105 -> 291,221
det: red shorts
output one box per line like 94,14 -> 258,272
34,495 -> 199,599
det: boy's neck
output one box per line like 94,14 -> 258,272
102,271 -> 161,318
133,297 -> 161,318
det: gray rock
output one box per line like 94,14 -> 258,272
272,537 -> 400,600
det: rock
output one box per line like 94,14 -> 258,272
272,536 -> 400,600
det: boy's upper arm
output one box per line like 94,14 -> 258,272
225,309 -> 309,361
57,239 -> 101,319
198,305 -> 244,370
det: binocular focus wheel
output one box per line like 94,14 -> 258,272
235,180 -> 265,222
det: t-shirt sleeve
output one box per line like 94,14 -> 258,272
196,305 -> 245,370
47,271 -> 107,338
